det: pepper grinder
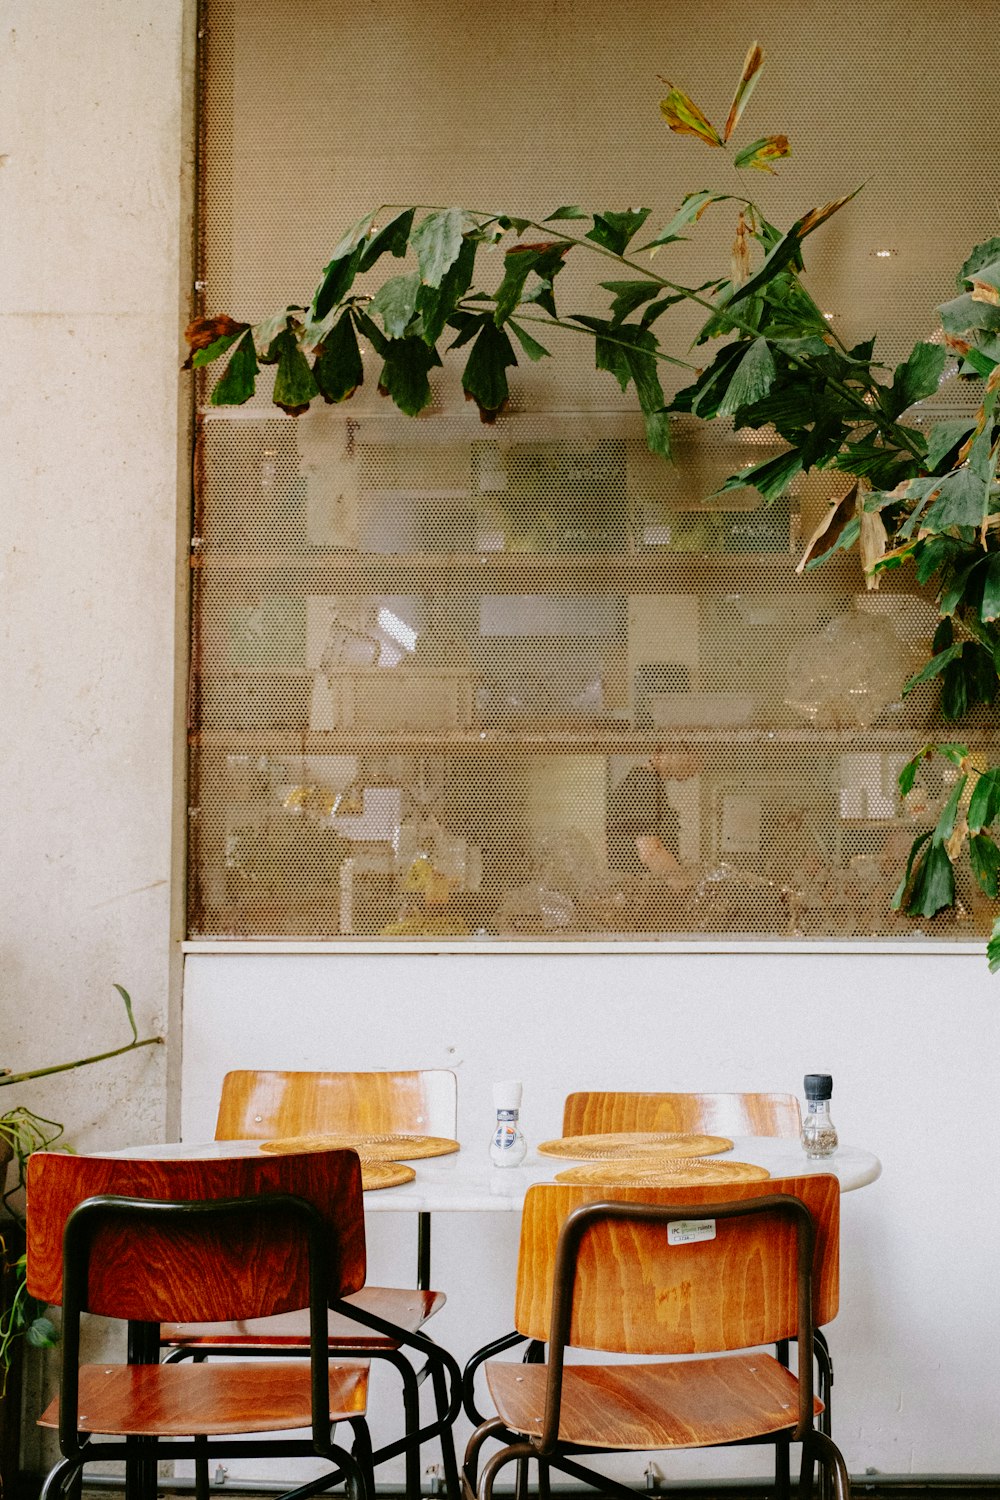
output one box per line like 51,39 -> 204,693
801,1073 -> 838,1159
490,1080 -> 527,1166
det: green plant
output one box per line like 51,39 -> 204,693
0,985 -> 162,1381
186,43 -> 1000,946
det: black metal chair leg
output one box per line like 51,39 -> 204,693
348,1415 -> 376,1500
775,1435 -> 791,1500
194,1434 -> 211,1500
431,1347 -> 462,1500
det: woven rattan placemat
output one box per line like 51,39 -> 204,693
359,1160 -> 417,1191
537,1132 -> 734,1161
260,1132 -> 460,1160
553,1158 -> 770,1186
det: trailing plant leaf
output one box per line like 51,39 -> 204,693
922,466 -> 989,531
507,320 -> 550,361
734,135 -> 790,173
543,205 -> 588,221
377,336 -> 441,416
359,209 -> 415,273
969,833 -> 1000,897
885,341 -> 948,417
988,916 -> 1000,973
460,319 -> 517,421
311,215 -> 373,320
642,189 -> 726,249
586,208 -> 652,256
209,330 -> 259,406
417,235 -> 477,344
969,257 -> 1000,306
902,643 -> 964,695
981,555 -> 1000,622
184,314 -> 249,363
727,188 -> 861,306
716,336 -> 776,416
271,329 -> 319,416
717,449 -> 803,502
659,85 -> 723,146
410,208 -> 467,288
968,767 -> 1000,832
494,242 -> 570,325
313,311 -> 364,404
903,837 -> 956,918
601,280 -> 664,325
723,40 -> 765,141
369,272 -> 422,338
925,419 -> 978,474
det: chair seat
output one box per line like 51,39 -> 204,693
161,1285 -> 446,1352
486,1353 -> 823,1451
38,1359 -> 369,1437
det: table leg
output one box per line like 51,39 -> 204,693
417,1211 -> 432,1291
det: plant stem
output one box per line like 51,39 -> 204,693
0,1035 -> 162,1089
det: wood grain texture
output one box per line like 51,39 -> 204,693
553,1159 -> 770,1187
562,1092 -> 802,1139
486,1353 -> 822,1449
537,1133 -> 733,1161
514,1176 -> 839,1351
37,1359 -> 368,1436
216,1070 -> 457,1140
26,1149 -> 366,1318
161,1287 -> 446,1352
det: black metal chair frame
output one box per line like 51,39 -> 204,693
461,1194 -> 850,1500
39,1191 -> 374,1500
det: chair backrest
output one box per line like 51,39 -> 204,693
562,1090 -> 802,1139
26,1148 -> 366,1323
514,1175 -> 838,1354
215,1069 -> 458,1141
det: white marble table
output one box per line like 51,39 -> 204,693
109,1134 -> 881,1209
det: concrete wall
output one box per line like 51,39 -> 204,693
183,944 -> 1000,1483
0,1 -> 192,1467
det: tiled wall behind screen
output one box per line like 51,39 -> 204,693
191,0 -> 999,940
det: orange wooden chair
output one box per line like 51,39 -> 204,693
462,1176 -> 849,1500
561,1089 -> 802,1138
26,1148 -> 373,1500
162,1070 -> 461,1500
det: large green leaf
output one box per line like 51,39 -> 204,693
959,237 -> 1000,290
313,311 -> 364,404
494,242 -> 569,325
716,337 -> 777,417
271,329 -> 319,415
209,330 -> 259,406
586,208 -> 651,256
461,320 -> 517,421
925,418 -> 977,473
904,839 -> 955,918
311,214 -> 374,320
717,448 -> 803,502
377,336 -> 441,416
923,466 -> 989,532
410,208 -> 467,289
885,342 -> 948,417
415,235 -> 477,345
369,273 -> 422,338
359,209 -> 415,273
938,291 -> 1000,336
969,834 -> 1000,898
968,768 -> 1000,833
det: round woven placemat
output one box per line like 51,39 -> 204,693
554,1158 -> 770,1187
260,1132 -> 460,1161
360,1160 -> 416,1191
537,1132 -> 733,1161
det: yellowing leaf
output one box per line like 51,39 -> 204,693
734,135 -> 791,174
659,85 -> 723,147
798,189 -> 862,238
859,502 -> 888,589
723,41 -> 765,142
731,210 -> 752,288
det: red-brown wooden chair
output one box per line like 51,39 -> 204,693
26,1148 -> 373,1500
462,1176 -> 849,1500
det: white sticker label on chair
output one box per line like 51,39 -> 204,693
668,1219 -> 716,1245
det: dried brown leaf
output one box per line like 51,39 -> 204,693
858,500 -> 888,590
795,483 -> 858,574
730,210 -> 752,288
184,314 -> 248,351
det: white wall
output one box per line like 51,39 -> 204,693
182,944 -> 1000,1482
1,0 -> 192,1468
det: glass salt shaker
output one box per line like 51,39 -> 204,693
801,1073 -> 838,1159
490,1080 -> 527,1167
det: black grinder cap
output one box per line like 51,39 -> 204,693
804,1073 -> 833,1100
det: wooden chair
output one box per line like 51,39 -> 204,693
26,1147 -> 373,1500
462,1176 -> 850,1500
562,1089 -> 802,1138
162,1069 -> 461,1500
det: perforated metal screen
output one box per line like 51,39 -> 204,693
190,0 -> 998,941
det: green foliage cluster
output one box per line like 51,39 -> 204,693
187,44 -> 1000,953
